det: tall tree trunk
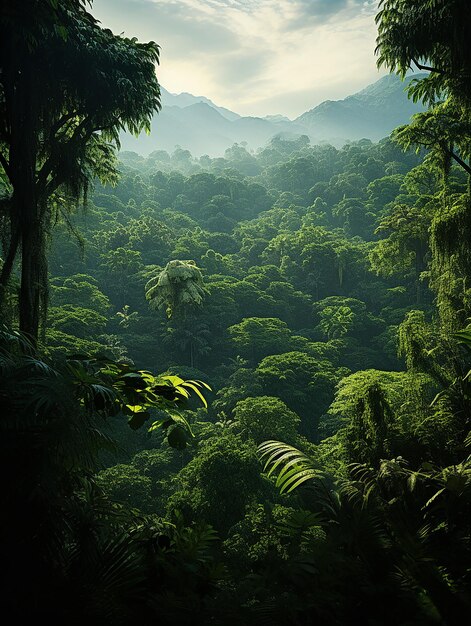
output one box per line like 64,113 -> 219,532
9,60 -> 41,341
19,218 -> 44,340
0,220 -> 19,305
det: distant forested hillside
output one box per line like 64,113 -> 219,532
48,136 -> 427,378
296,73 -> 428,143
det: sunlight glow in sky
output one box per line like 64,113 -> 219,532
91,0 -> 385,118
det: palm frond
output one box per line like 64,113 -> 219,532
258,440 -> 322,494
72,533 -> 147,622
277,508 -> 323,538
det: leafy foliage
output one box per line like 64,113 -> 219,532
0,0 -> 161,338
3,1 -> 471,620
146,260 -> 206,318
258,441 -> 322,494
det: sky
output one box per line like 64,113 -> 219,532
90,0 -> 386,119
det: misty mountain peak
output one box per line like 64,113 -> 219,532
121,74 -> 427,156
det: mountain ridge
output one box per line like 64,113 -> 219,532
295,73 -> 427,142
160,86 -> 241,121
119,74 -> 427,157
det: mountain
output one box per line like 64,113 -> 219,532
295,73 -> 427,143
159,86 -> 241,121
119,74 -> 427,157
119,101 -> 305,157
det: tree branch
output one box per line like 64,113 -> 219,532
448,150 -> 471,176
50,111 -> 79,139
37,114 -> 120,203
412,59 -> 445,75
0,222 -> 20,293
0,150 -> 12,184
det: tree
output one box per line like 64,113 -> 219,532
163,316 -> 211,368
212,367 -> 263,417
0,328 -> 211,620
369,201 -> 432,303
145,260 -> 206,319
96,464 -> 153,512
391,104 -> 471,180
332,198 -> 374,239
48,304 -> 107,337
100,248 -> 144,306
366,174 -> 404,210
376,0 -> 471,107
259,440 -> 471,625
51,274 -> 111,315
167,434 -> 264,534
0,0 -> 161,339
376,0 -> 471,177
233,396 -> 301,444
313,296 -> 383,343
318,305 -> 355,340
228,317 -> 293,363
256,351 -> 339,439
376,2 -> 471,329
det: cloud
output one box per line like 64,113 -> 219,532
90,0 -> 385,117
292,0 -> 376,18
93,0 -> 240,52
285,0 -> 354,27
274,0 -> 378,31
212,50 -> 272,86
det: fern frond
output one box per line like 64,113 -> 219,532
258,440 -> 321,494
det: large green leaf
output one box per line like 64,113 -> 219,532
258,440 -> 321,493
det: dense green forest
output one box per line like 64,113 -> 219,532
1,1 -> 471,624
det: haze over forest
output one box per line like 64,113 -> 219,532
120,73 -> 427,156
